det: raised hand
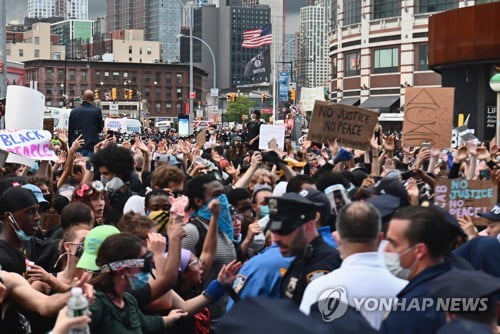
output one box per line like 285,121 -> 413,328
217,260 -> 243,286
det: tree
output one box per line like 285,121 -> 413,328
224,96 -> 256,123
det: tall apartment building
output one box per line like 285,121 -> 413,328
218,3 -> 271,88
298,1 -> 331,88
105,0 -> 182,63
6,23 -> 65,62
284,33 -> 297,81
329,0 -> 481,121
55,0 -> 89,20
51,19 -> 94,59
27,0 -> 55,19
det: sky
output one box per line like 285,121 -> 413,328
5,0 -> 307,34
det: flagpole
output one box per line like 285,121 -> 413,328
272,43 -> 277,125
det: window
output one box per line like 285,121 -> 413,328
155,103 -> 161,113
57,69 -> 65,81
46,86 -> 53,95
417,44 -> 428,71
176,88 -> 182,99
52,52 -> 61,60
176,73 -> 183,84
129,45 -> 132,54
46,68 -> 53,78
113,72 -> 119,81
69,70 -> 76,81
331,55 -> 338,78
19,49 -> 24,57
144,72 -> 151,83
166,73 -> 172,83
345,51 -> 361,77
155,88 -> 161,98
35,36 -> 39,45
415,0 -> 458,13
372,0 -> 401,19
374,47 -> 399,73
147,47 -> 152,55
95,71 -> 101,80
144,87 -> 151,97
69,85 -> 76,96
81,71 -> 87,81
343,0 -> 361,25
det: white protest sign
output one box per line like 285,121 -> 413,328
105,118 -> 127,132
5,86 -> 45,130
6,152 -> 36,168
300,87 -> 325,111
259,124 -> 285,150
0,129 -> 58,161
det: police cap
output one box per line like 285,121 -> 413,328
268,192 -> 321,234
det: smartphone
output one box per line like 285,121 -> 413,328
75,129 -> 84,138
422,142 -> 431,149
107,130 -> 115,137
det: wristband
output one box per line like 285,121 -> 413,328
202,279 -> 225,302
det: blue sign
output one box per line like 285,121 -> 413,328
279,72 -> 289,102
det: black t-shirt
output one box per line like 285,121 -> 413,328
246,120 -> 261,141
0,239 -> 26,275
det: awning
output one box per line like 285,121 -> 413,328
359,96 -> 400,111
338,97 -> 360,106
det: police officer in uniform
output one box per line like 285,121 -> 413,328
268,191 -> 342,305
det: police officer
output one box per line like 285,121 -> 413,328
268,191 -> 342,305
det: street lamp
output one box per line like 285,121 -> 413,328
489,73 -> 500,146
272,36 -> 298,124
178,34 -> 216,90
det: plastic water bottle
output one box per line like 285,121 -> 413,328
66,287 -> 90,334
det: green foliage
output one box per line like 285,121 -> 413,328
224,96 -> 256,122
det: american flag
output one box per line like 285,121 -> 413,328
242,24 -> 272,48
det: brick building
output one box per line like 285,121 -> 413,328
23,60 -> 208,120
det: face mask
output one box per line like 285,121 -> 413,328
8,213 -> 33,242
209,130 -> 215,135
128,272 -> 151,290
259,205 -> 270,218
384,245 -> 416,280
43,194 -> 52,204
100,175 -> 110,186
72,243 -> 84,258
197,194 -> 235,241
149,210 -> 170,234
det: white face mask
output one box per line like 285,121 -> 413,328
383,245 -> 416,280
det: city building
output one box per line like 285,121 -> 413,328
51,19 -> 94,59
218,3 -> 271,88
27,0 -> 55,19
23,59 -> 208,120
4,61 -> 28,86
6,23 -> 66,62
428,1 -> 500,141
85,29 -> 161,63
105,0 -> 182,63
55,0 -> 89,20
328,0 -> 482,124
298,0 -> 331,89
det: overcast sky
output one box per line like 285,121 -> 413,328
6,0 -> 307,34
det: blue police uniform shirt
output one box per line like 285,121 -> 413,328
380,261 -> 451,334
227,244 -> 294,311
317,226 -> 337,248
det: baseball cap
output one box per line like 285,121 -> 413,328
77,225 -> 120,271
375,177 -> 409,206
268,192 -> 321,234
0,187 -> 38,215
22,184 -> 49,209
297,189 -> 332,223
478,204 -> 500,221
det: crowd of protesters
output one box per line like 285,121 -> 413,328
0,103 -> 499,334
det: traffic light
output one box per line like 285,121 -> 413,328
290,89 -> 296,103
94,89 -> 99,100
227,93 -> 231,102
127,89 -> 133,100
261,93 -> 266,103
111,87 -> 117,101
227,93 -> 237,102
124,89 -> 129,100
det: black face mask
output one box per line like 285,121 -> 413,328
43,194 -> 52,204
74,243 -> 84,258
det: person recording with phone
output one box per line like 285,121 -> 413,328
68,90 -> 104,157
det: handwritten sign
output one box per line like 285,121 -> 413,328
259,124 -> 285,150
105,118 -> 125,131
434,179 -> 497,225
0,129 -> 58,161
196,130 -> 207,149
403,87 -> 454,149
307,101 -> 379,150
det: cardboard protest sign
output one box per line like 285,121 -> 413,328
259,124 -> 285,150
43,118 -> 55,132
307,101 -> 379,150
5,86 -> 45,130
434,178 -> 497,225
196,129 -> 207,149
0,129 -> 58,161
402,87 -> 454,149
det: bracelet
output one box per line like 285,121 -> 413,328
202,279 -> 225,302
